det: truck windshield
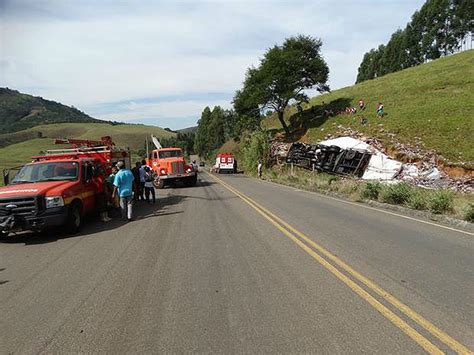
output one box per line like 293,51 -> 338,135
159,150 -> 183,158
11,162 -> 79,184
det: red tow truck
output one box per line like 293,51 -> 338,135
0,136 -> 130,235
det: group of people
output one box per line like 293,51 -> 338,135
131,160 -> 156,204
99,160 -> 156,223
321,99 -> 385,119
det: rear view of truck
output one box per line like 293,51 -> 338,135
214,153 -> 236,174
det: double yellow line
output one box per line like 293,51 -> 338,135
207,173 -> 471,354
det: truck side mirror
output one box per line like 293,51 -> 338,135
3,169 -> 9,186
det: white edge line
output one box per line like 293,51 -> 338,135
237,175 -> 474,237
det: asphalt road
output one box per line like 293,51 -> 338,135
1,172 -> 473,353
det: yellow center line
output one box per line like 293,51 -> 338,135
206,172 -> 471,355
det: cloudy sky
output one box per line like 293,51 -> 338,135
1,0 -> 425,129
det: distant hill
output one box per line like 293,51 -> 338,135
176,126 -> 197,134
0,88 -> 103,133
263,50 -> 474,167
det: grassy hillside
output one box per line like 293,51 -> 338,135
0,123 -> 176,179
263,50 -> 474,166
0,88 -> 103,133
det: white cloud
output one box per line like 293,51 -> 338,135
96,99 -> 232,123
1,0 -> 425,128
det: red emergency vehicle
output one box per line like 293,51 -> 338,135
0,136 -> 130,235
214,153 -> 236,173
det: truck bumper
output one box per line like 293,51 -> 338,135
0,207 -> 68,234
158,172 -> 196,180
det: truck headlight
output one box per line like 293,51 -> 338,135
45,196 -> 64,208
160,169 -> 166,175
186,168 -> 192,173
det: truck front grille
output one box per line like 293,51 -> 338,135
171,162 -> 184,175
0,195 -> 41,217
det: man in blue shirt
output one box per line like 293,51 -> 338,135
112,161 -> 135,221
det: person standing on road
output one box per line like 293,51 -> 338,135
113,161 -> 135,221
131,162 -> 143,201
139,159 -> 148,200
257,161 -> 263,179
143,166 -> 156,204
107,165 -> 120,212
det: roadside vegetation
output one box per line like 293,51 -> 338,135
256,165 -> 474,222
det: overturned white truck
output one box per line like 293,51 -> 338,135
285,137 -> 403,180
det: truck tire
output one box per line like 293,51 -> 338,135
154,179 -> 165,189
66,202 -> 82,234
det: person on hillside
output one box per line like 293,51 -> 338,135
143,166 -> 156,204
113,161 -> 135,221
377,102 -> 384,118
358,99 -> 365,110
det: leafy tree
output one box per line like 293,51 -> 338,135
355,0 -> 473,83
381,29 -> 407,74
208,106 -> 226,151
234,35 -> 329,134
194,106 -> 212,158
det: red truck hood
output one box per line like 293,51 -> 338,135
0,180 -> 77,198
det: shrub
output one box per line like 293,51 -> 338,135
463,203 -> 474,222
241,130 -> 270,174
407,190 -> 428,210
379,182 -> 413,205
361,182 -> 382,200
428,190 -> 454,214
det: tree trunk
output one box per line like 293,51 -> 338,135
277,110 -> 290,135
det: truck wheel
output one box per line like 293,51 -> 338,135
154,179 -> 165,189
66,202 -> 82,234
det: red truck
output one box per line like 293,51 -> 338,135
0,136 -> 130,235
147,147 -> 197,189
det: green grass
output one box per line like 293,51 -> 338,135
263,50 -> 474,166
0,123 -> 176,182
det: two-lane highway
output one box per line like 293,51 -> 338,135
1,172 -> 472,353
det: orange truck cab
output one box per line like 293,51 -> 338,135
147,147 -> 197,189
0,136 -> 130,235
